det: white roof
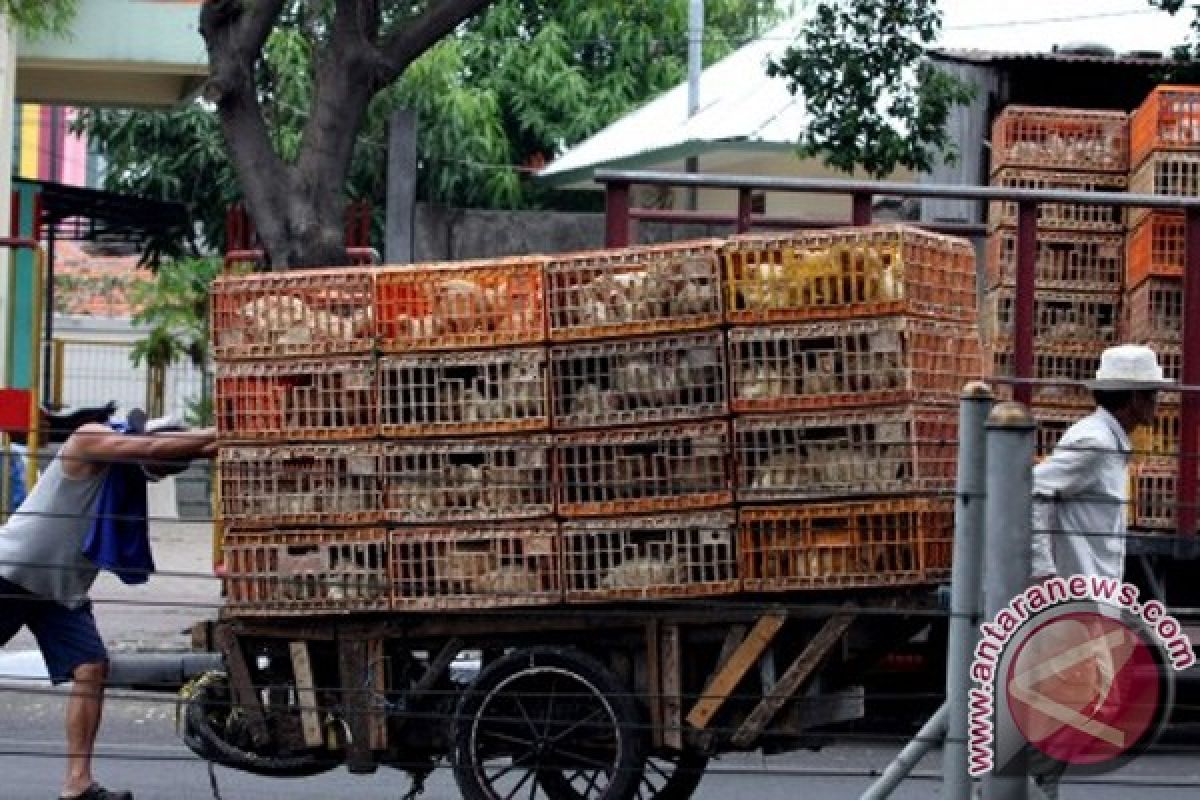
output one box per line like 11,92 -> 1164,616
540,0 -> 1191,184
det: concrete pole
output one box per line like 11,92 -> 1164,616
685,0 -> 703,211
0,14 -> 16,384
860,704 -> 948,800
385,109 -> 418,264
944,382 -> 994,800
982,402 -> 1035,800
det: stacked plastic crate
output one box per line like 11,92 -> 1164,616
545,242 -> 740,601
1125,86 -> 1200,530
985,106 -> 1129,453
719,225 -> 979,591
210,269 -> 391,615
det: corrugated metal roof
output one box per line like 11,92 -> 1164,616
932,49 -> 1175,67
539,0 -> 1193,185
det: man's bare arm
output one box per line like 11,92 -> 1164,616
60,423 -> 217,479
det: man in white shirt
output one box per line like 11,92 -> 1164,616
1026,344 -> 1173,799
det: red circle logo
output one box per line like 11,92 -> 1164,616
1006,611 -> 1161,766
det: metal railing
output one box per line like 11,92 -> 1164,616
596,168 -> 1200,538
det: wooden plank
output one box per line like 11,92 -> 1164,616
289,641 -> 323,748
393,638 -> 464,735
686,611 -> 786,730
694,624 -> 747,750
731,612 -> 856,748
661,624 -> 683,750
645,620 -> 663,749
338,638 -> 377,774
214,625 -> 269,748
367,639 -> 388,751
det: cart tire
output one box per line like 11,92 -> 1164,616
453,647 -> 644,800
541,748 -> 709,800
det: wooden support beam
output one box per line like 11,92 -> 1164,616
661,624 -> 683,750
695,624 -> 747,750
393,638 -> 464,735
731,612 -> 856,748
686,611 -> 786,731
289,641 -> 323,749
367,639 -> 388,751
338,638 -> 377,774
645,620 -> 663,749
214,625 -> 269,748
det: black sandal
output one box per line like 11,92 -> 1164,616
59,784 -> 133,800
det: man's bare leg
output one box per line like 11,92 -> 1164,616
63,661 -> 107,797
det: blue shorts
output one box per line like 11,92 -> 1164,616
0,577 -> 108,684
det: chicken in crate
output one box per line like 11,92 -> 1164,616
545,240 -> 723,341
554,421 -> 732,516
990,105 -> 1129,173
734,407 -> 957,502
561,511 -> 739,601
986,228 -> 1124,291
381,437 -> 554,523
216,357 -> 377,442
390,523 -> 561,610
983,288 -> 1119,346
551,330 -> 727,428
727,317 -> 981,412
720,224 -> 976,324
374,258 -> 546,351
379,347 -> 549,437
211,269 -> 375,359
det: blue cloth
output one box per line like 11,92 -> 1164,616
81,429 -> 153,585
7,445 -> 25,513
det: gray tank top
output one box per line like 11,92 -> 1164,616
0,457 -> 108,609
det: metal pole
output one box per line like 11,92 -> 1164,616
982,402 -> 1035,800
945,382 -> 994,800
1177,207 -> 1200,538
860,704 -> 948,800
605,181 -> 632,247
736,189 -> 753,234
851,192 -> 873,226
1013,202 -> 1037,407
685,0 -> 703,211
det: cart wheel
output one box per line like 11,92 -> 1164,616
542,749 -> 709,800
453,647 -> 644,800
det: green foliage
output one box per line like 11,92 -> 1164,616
767,0 -> 974,178
128,257 -> 221,371
77,0 -> 778,250
2,0 -> 77,36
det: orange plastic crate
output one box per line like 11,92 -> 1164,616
988,168 -> 1126,232
727,317 -> 982,413
211,269 -> 374,360
721,224 -> 976,324
1132,407 -> 1184,458
219,443 -> 382,529
555,421 -> 733,517
1127,212 -> 1185,288
545,240 -> 723,342
733,407 -> 957,502
223,528 -> 391,616
1125,277 -> 1182,342
983,288 -> 1119,346
738,499 -> 954,592
379,347 -> 549,438
1130,458 -> 1183,531
1131,85 -> 1200,170
990,105 -> 1128,173
215,357 -> 377,443
1129,150 -> 1200,229
550,330 -> 728,430
381,437 -> 554,524
561,512 -> 739,602
374,258 -> 546,352
988,342 -> 1102,408
986,228 -> 1123,291
390,524 -> 561,610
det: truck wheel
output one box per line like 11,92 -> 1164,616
453,647 -> 644,800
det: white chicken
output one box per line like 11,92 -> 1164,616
600,557 -> 676,589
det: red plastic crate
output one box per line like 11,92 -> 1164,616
738,499 -> 954,592
988,343 -> 1102,408
390,524 -> 561,610
223,528 -> 391,616
561,512 -> 739,602
379,347 -> 549,438
550,330 -> 728,429
219,443 -> 382,529
1125,277 -> 1182,342
1131,85 -> 1200,169
733,407 -> 957,502
727,317 -> 982,413
987,228 -> 1123,291
374,259 -> 546,352
983,288 -> 1119,346
382,437 -> 554,524
545,240 -> 723,342
555,421 -> 733,517
721,225 -> 976,324
1127,212 -> 1185,289
988,168 -> 1126,232
990,105 -> 1128,173
215,357 -> 377,443
1129,150 -> 1200,228
211,269 -> 374,360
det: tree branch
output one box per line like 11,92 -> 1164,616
375,0 -> 494,82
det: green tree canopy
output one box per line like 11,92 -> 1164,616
2,0 -> 77,35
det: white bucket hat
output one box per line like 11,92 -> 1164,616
1085,344 -> 1176,391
